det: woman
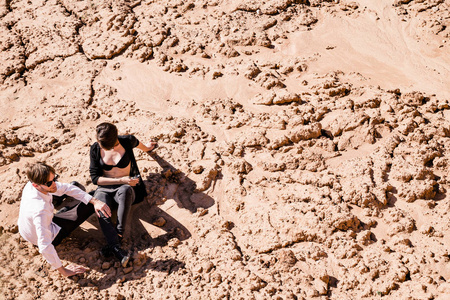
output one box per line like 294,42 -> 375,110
90,122 -> 157,266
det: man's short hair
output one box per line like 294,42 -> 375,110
26,162 -> 55,184
96,122 -> 118,150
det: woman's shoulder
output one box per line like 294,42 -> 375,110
119,135 -> 138,148
90,141 -> 100,149
118,134 -> 135,139
90,141 -> 101,156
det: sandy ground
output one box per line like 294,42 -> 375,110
0,0 -> 449,299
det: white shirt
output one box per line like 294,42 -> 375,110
18,181 -> 93,269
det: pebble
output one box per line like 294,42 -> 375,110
152,217 -> 166,227
102,262 -> 111,270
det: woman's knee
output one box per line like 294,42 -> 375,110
117,185 -> 135,203
94,190 -> 108,201
94,189 -> 115,207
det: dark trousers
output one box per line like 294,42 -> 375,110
94,185 -> 135,246
52,202 -> 95,246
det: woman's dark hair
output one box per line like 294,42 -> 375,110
96,122 -> 118,150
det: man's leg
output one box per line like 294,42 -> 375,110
52,202 -> 95,246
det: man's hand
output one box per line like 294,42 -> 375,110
90,197 -> 111,218
57,264 -> 87,277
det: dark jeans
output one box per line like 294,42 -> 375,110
94,185 -> 135,246
52,202 -> 95,246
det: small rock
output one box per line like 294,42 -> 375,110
319,273 -> 330,284
192,165 -> 204,174
222,221 -> 234,230
277,250 -> 297,267
314,279 -> 328,295
117,293 -> 125,300
102,262 -> 111,270
193,265 -> 203,273
203,261 -> 214,273
168,238 -> 181,248
197,207 -> 208,216
8,225 -> 18,234
212,71 -> 223,79
152,217 -> 166,227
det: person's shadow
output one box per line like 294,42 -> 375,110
54,152 -> 216,288
127,152 -> 215,251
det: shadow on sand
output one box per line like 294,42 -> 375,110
55,152 -> 215,288
127,152 -> 215,249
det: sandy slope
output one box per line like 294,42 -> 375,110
0,0 -> 449,299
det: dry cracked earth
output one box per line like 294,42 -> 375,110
0,0 -> 449,299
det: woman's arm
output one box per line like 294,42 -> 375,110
96,175 -> 139,186
89,143 -> 102,185
125,134 -> 157,152
136,140 -> 158,152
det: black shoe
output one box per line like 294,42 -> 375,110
100,245 -> 114,258
112,245 -> 130,268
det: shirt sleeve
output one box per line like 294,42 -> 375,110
34,213 -> 62,269
126,135 -> 140,148
89,143 -> 102,185
53,182 -> 92,205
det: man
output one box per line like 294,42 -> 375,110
17,162 -> 114,277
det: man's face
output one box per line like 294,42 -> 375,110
41,173 -> 58,193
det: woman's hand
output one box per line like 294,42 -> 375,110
120,176 -> 139,187
137,141 -> 158,153
146,141 -> 158,152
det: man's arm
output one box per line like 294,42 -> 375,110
89,197 -> 111,218
34,214 -> 87,277
53,182 -> 92,205
54,182 -> 111,218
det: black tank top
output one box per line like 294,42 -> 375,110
100,151 -> 131,171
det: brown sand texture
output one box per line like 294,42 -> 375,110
1,0 -> 449,299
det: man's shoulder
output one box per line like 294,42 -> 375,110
20,185 -> 47,212
22,182 -> 38,198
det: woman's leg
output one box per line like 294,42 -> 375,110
94,187 -> 131,267
114,185 -> 135,236
94,188 -> 120,246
